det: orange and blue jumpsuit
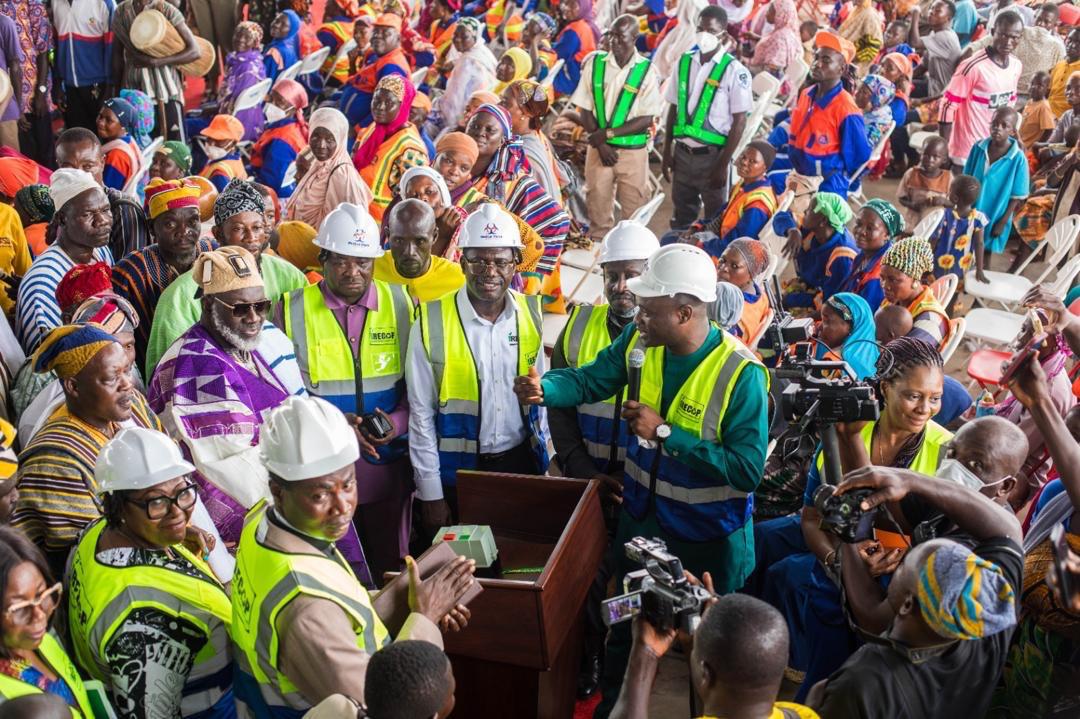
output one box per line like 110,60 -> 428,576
785,82 -> 872,198
251,117 -> 307,199
201,153 -> 248,193
552,18 -> 596,96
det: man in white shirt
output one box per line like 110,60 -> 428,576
406,203 -> 550,534
660,5 -> 753,231
569,14 -> 662,243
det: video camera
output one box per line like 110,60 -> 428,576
601,537 -> 713,634
812,484 -> 877,543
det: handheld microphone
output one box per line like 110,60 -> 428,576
627,348 -> 645,404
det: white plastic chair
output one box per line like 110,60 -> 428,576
747,309 -> 775,352
122,136 -> 164,196
941,317 -> 965,364
758,249 -> 779,285
751,72 -> 781,100
560,264 -> 604,305
324,39 -> 357,84
540,59 -> 564,89
764,56 -> 809,123
629,192 -> 665,225
411,67 -> 428,87
965,215 -> 1080,310
929,273 -> 958,308
912,208 -> 945,239
278,61 -> 303,83
758,191 -> 795,278
233,77 -> 272,114
847,122 -> 896,210
299,46 -> 330,75
908,130 -> 937,154
965,255 -> 1080,347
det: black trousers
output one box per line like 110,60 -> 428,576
670,142 -> 729,230
62,85 -> 105,133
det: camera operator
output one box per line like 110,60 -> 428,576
808,465 -> 1022,718
609,581 -> 821,719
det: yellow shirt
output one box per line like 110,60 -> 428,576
0,203 -> 32,314
1049,58 -> 1080,116
698,704 -> 821,719
374,253 -> 464,304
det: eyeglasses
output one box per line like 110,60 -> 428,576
462,257 -> 516,272
5,583 -> 62,624
212,296 -> 271,318
124,483 -> 198,520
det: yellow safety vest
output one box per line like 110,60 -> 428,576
67,519 -> 232,715
0,632 -> 93,718
815,419 -> 953,477
230,501 -> 390,714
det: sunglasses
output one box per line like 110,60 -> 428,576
212,296 -> 271,318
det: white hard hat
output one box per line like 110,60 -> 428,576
458,203 -> 523,250
627,245 -> 718,303
599,221 -> 660,264
313,202 -> 384,259
95,427 -> 196,494
260,396 -> 359,481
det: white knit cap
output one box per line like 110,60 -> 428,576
50,168 -> 101,212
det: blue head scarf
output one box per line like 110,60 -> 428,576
266,10 -> 301,73
822,292 -> 880,380
102,97 -> 138,137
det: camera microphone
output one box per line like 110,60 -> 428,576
627,348 -> 645,404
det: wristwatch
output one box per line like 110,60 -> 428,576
605,128 -> 615,141
36,84 -> 47,95
656,423 -> 672,442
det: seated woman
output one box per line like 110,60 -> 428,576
68,428 -> 233,719
748,0 -> 804,78
428,18 -> 498,135
775,192 -> 857,313
398,165 -> 463,259
14,186 -> 53,258
550,0 -> 599,96
501,79 -> 563,200
352,75 -> 428,221
494,47 -> 533,95
97,97 -> 144,192
839,198 -> 904,312
422,0 -> 459,90
287,107 -> 373,230
148,141 -> 193,182
251,78 -> 309,199
518,12 -> 559,82
838,0 -> 883,74
219,21 -> 267,142
880,236 -> 951,350
856,74 -> 897,148
263,10 -> 301,83
716,238 -> 772,346
0,526 -> 93,716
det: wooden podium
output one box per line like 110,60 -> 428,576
444,471 -> 607,719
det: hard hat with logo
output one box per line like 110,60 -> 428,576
95,427 -> 196,494
260,396 -> 360,481
627,245 -> 718,303
458,203 -> 523,250
598,221 -> 660,264
313,202 -> 384,258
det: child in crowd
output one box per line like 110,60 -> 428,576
874,19 -> 916,63
897,134 -> 953,227
874,303 -> 913,344
97,97 -> 143,192
198,115 -> 249,192
856,74 -> 897,147
927,174 -> 988,286
1021,71 -> 1057,150
964,106 -> 1030,256
800,20 -> 818,64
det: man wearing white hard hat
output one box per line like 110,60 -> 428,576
231,395 -> 475,716
68,427 -> 235,719
406,202 -> 551,535
514,243 -> 770,718
275,202 -> 416,582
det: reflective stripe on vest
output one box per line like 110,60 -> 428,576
0,633 -> 93,718
622,331 -> 768,541
815,420 -> 951,477
282,281 -> 412,463
562,304 -> 628,467
68,519 -> 232,715
418,291 -> 549,485
592,53 -> 651,149
230,501 -> 390,715
674,51 -> 734,146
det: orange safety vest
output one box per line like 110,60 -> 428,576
251,121 -> 307,172
719,182 -> 778,238
357,123 -> 428,220
736,288 -> 771,344
349,47 -> 411,95
559,19 -> 596,62
319,20 -> 355,83
201,157 -> 248,187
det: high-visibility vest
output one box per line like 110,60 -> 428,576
591,52 -> 652,149
815,420 -> 952,477
67,518 -> 232,716
230,501 -> 390,717
623,331 -> 768,541
355,123 -> 428,220
561,304 -> 631,469
0,632 -> 94,718
417,290 -> 550,485
673,51 -> 734,146
201,157 -> 248,188
318,20 -> 355,84
281,280 -> 413,464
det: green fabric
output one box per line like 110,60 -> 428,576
144,254 -> 308,376
541,324 -> 768,492
814,192 -> 854,234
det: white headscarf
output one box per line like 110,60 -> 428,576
398,166 -> 452,208
653,0 -> 710,79
719,0 -> 754,24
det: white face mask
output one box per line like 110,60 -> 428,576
935,458 -> 1010,493
664,4 -> 678,16
696,31 -> 720,54
202,141 -> 228,161
264,104 -> 288,124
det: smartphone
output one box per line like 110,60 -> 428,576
999,331 -> 1046,386
601,591 -> 642,627
1051,524 -> 1075,607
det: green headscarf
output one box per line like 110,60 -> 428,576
158,141 -> 193,175
863,198 -> 905,238
813,192 -> 854,234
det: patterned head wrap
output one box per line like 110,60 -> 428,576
214,178 -> 266,227
917,542 -> 1016,641
236,20 -> 264,45
883,236 -> 934,279
71,293 -> 139,334
0,418 -> 16,481
376,74 -> 407,101
812,192 -> 854,233
510,80 -> 552,121
413,92 -> 432,113
861,73 -> 896,110
119,89 -> 155,148
883,51 -> 913,78
863,198 -> 905,238
32,323 -> 118,379
14,184 -> 53,225
728,238 -> 770,278
474,103 -> 512,138
530,12 -> 557,35
56,262 -> 112,315
102,97 -> 138,136
458,16 -> 483,35
472,104 -> 525,179
144,178 -> 202,220
157,141 -> 193,174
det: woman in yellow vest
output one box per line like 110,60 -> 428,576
0,526 -> 93,717
879,236 -> 951,351
353,75 -> 429,222
67,427 -> 234,719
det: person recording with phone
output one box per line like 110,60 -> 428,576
513,243 -> 769,719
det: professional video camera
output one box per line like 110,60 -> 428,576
601,537 -> 713,634
812,484 -> 877,543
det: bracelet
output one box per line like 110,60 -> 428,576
824,549 -> 837,567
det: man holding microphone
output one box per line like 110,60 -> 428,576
513,244 -> 769,718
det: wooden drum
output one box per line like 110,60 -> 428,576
178,37 -> 216,78
129,9 -> 216,77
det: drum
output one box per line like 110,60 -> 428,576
129,10 -> 185,58
178,37 -> 216,78
189,175 -> 218,223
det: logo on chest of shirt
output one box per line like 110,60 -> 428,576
676,397 -> 704,423
508,331 -> 519,345
369,329 -> 397,345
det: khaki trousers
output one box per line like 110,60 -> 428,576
584,145 -> 650,241
0,121 -> 19,152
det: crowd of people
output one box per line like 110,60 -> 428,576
0,0 -> 1078,717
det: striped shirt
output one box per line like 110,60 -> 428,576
16,244 -> 114,353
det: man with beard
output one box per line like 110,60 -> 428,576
12,323 -> 161,576
145,178 -> 307,376
406,203 -> 550,535
375,199 -> 464,303
16,168 -> 115,352
112,178 -> 215,372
